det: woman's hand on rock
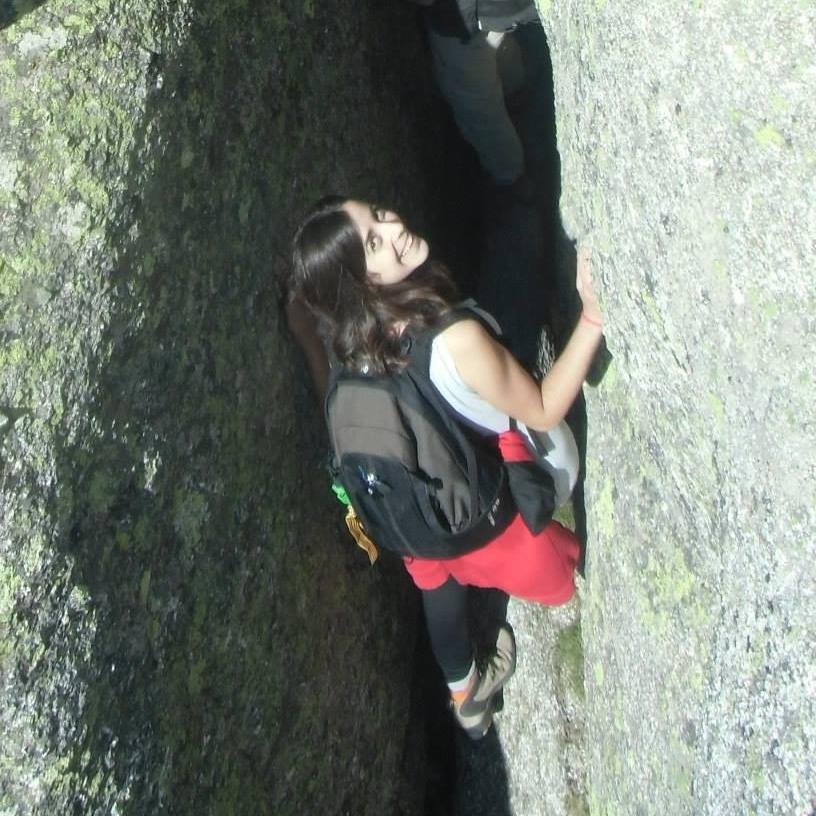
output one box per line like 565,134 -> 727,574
576,245 -> 603,327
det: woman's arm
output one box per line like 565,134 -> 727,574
443,246 -> 603,431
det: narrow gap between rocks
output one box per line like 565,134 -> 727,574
403,21 -> 597,816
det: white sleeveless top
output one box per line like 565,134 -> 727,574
429,333 -> 579,507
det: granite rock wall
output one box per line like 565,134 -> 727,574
538,1 -> 816,814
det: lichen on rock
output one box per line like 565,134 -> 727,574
540,1 -> 816,814
1,0 -> 455,812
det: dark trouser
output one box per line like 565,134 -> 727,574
421,577 -> 474,683
425,24 -> 526,185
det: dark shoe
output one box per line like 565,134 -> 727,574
451,624 -> 517,740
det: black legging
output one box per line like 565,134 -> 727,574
421,577 -> 473,683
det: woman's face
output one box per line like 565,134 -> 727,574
342,199 -> 429,286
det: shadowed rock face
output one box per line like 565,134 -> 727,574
0,2 -> 469,813
539,2 -> 815,814
1,0 -> 47,29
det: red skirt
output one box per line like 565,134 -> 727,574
402,429 -> 580,604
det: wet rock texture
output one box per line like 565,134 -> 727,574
0,1 -> 457,813
539,1 -> 815,814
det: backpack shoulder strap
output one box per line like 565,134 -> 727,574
323,358 -> 343,430
325,301 -> 499,412
432,298 -> 501,338
402,301 -> 504,516
408,299 -> 502,374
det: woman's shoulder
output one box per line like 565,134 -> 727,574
436,316 -> 493,355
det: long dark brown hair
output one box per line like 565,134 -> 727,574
290,196 -> 458,374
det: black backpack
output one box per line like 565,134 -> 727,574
325,305 -> 552,559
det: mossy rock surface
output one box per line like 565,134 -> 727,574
0,1 -> 466,812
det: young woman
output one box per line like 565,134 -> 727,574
290,196 -> 603,739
